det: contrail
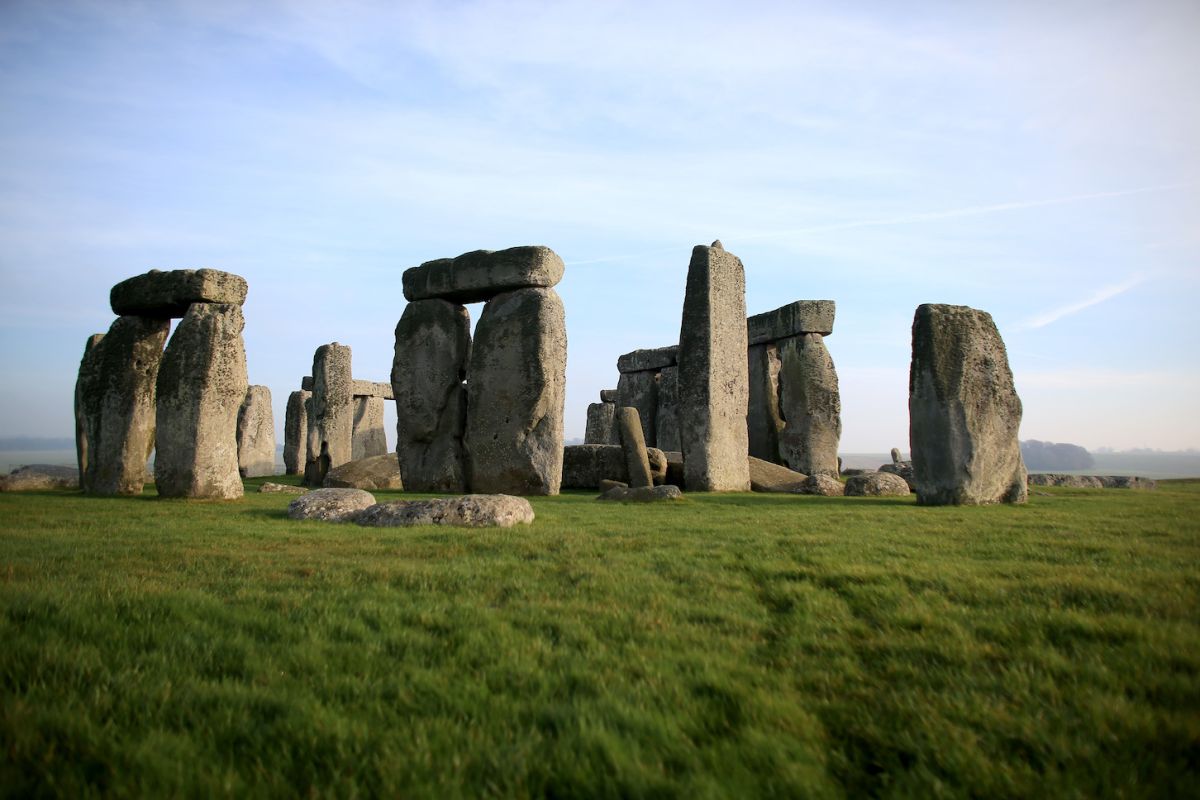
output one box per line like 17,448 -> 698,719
1015,274 -> 1146,331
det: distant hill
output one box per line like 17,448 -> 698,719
1020,440 -> 1094,471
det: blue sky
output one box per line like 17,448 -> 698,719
1,0 -> 1197,452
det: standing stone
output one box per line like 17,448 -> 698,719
655,365 -> 681,453
392,299 -> 471,492
77,317 -> 169,495
909,304 -> 1027,505
677,242 -> 750,492
74,333 -> 105,480
747,343 -> 784,463
236,385 -> 276,478
777,333 -> 842,477
616,370 -> 658,447
616,407 -> 653,488
891,447 -> 902,464
155,303 -> 248,499
283,390 -> 310,475
584,402 -> 618,445
304,343 -> 353,487
466,287 -> 566,495
352,396 -> 388,460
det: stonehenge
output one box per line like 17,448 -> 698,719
236,385 -> 276,478
303,343 -> 354,487
584,397 -> 619,445
616,407 -> 653,488
283,390 -> 310,475
289,372 -> 392,482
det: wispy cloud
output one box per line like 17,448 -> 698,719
1015,274 -> 1147,331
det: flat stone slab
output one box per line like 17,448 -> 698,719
356,495 -> 534,528
747,300 -> 835,344
597,485 -> 684,502
403,246 -> 564,304
599,389 -> 618,403
0,464 -> 80,492
287,488 -> 377,522
322,453 -> 404,491
302,377 -> 394,399
617,346 -> 678,374
844,471 -> 911,497
748,456 -> 809,493
259,482 -> 308,494
110,269 -> 248,317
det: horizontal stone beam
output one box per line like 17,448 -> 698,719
301,376 -> 394,399
599,389 -> 617,403
617,345 -> 678,374
402,245 -> 564,304
747,300 -> 835,344
110,269 -> 248,317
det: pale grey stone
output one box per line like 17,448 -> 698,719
880,461 -> 915,490
283,390 -> 309,475
655,366 -> 681,453
155,303 -> 248,499
466,287 -> 566,495
304,343 -> 354,487
352,380 -> 394,399
617,345 -> 678,374
891,447 -> 902,464
1099,476 -> 1157,490
678,243 -> 750,492
599,389 -> 618,403
746,300 -> 835,344
323,453 -> 404,490
287,487 -> 376,522
747,343 -> 784,463
74,333 -> 105,480
748,456 -> 809,493
844,471 -> 911,497
597,485 -> 684,502
616,370 -> 658,447
392,299 -> 471,492
237,385 -> 276,478
78,316 -> 170,495
351,396 -> 388,460
0,465 -> 80,492
110,269 -> 247,317
777,333 -> 841,478
584,402 -> 618,445
616,406 -> 653,488
403,245 -> 564,304
357,495 -> 535,528
909,304 -> 1027,505
798,474 -> 845,496
259,482 -> 307,494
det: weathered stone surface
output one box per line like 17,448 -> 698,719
466,287 -> 566,495
747,300 -> 835,345
561,444 -> 667,489
259,482 -> 307,494
110,269 -> 248,317
392,299 -> 471,492
747,343 -> 784,463
617,346 -> 678,374
845,471 -> 911,496
155,303 -> 247,499
1100,475 -> 1157,490
597,485 -> 684,502
890,447 -> 902,464
352,396 -> 388,460
236,385 -> 275,478
599,479 -> 627,493
584,402 -> 618,445
798,474 -> 845,496
283,390 -> 310,475
352,380 -> 393,399
74,333 -> 105,479
403,245 -> 564,304
777,333 -> 841,478
599,389 -> 618,403
1028,473 -> 1103,488
909,304 -> 1027,505
748,456 -> 809,493
678,243 -> 751,492
78,316 -> 170,495
646,448 -> 667,486
304,343 -> 354,487
616,407 -> 653,488
655,366 -> 681,453
661,451 -> 685,487
880,461 -> 915,490
322,453 -> 403,490
357,494 -> 534,528
287,487 -> 376,522
616,370 -> 658,447
0,464 -> 80,492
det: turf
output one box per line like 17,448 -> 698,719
2,478 -> 1198,797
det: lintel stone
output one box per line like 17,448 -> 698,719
617,345 -> 678,374
403,245 -> 564,304
110,269 -> 248,317
747,300 -> 835,345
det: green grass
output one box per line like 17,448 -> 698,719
2,477 -> 1198,798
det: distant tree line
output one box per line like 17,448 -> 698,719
1020,440 -> 1094,471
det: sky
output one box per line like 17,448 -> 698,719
1,0 -> 1197,453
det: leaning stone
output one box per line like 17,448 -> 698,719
155,303 -> 248,499
909,304 -> 1027,505
678,243 -> 750,492
598,479 -> 628,493
747,300 -> 835,345
879,461 -> 916,491
236,385 -> 276,478
655,366 -> 681,453
798,474 -> 845,496
777,333 -> 842,477
466,287 -> 566,495
403,245 -> 564,304
352,380 -> 394,399
747,343 -> 784,463
322,453 -> 404,491
78,316 -> 170,495
287,487 -> 376,522
617,345 -> 678,374
304,343 -> 354,487
584,402 -> 618,445
392,299 -> 471,492
599,389 -> 618,403
0,465 -> 80,492
351,396 -> 389,460
616,407 -> 653,488
616,370 -> 658,447
74,333 -> 105,479
283,390 -> 310,475
748,456 -> 809,493
844,471 -> 911,497
357,495 -> 534,528
110,269 -> 248,317
597,485 -> 684,502
259,482 -> 307,494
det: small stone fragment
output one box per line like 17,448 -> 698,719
259,482 -> 307,494
844,471 -> 911,497
356,495 -> 534,528
287,487 -> 376,522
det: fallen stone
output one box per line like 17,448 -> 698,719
844,471 -> 912,497
287,487 -> 377,522
599,389 -> 618,403
597,485 -> 684,502
879,461 -> 916,491
747,300 -> 835,345
357,495 -> 535,528
617,345 -> 678,374
777,333 -> 842,478
304,343 -> 354,487
283,390 -> 310,475
655,365 -> 681,453
1099,475 -> 1157,490
74,333 -> 105,478
598,479 -> 627,493
237,385 -> 276,478
616,370 -> 658,447
584,402 -> 618,445
322,453 -> 404,491
110,269 -> 248,317
909,304 -> 1027,505
798,474 -> 845,496
259,482 -> 307,494
1028,473 -> 1104,488
351,395 -> 389,460
747,343 -> 784,463
748,456 -> 809,493
0,465 -> 80,492
403,245 -> 564,304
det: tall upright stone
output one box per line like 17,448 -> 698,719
392,299 -> 471,492
655,365 -> 681,452
283,390 -> 310,475
466,287 -> 566,495
776,333 -> 841,477
584,402 -> 618,445
77,318 -> 169,495
746,343 -> 784,462
909,304 -> 1027,505
352,396 -> 389,460
236,385 -> 276,478
304,343 -> 353,487
677,242 -> 750,492
74,333 -> 105,480
155,303 -> 248,499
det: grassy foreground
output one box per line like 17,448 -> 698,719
2,478 -> 1198,798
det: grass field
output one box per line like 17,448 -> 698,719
2,478 -> 1198,797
